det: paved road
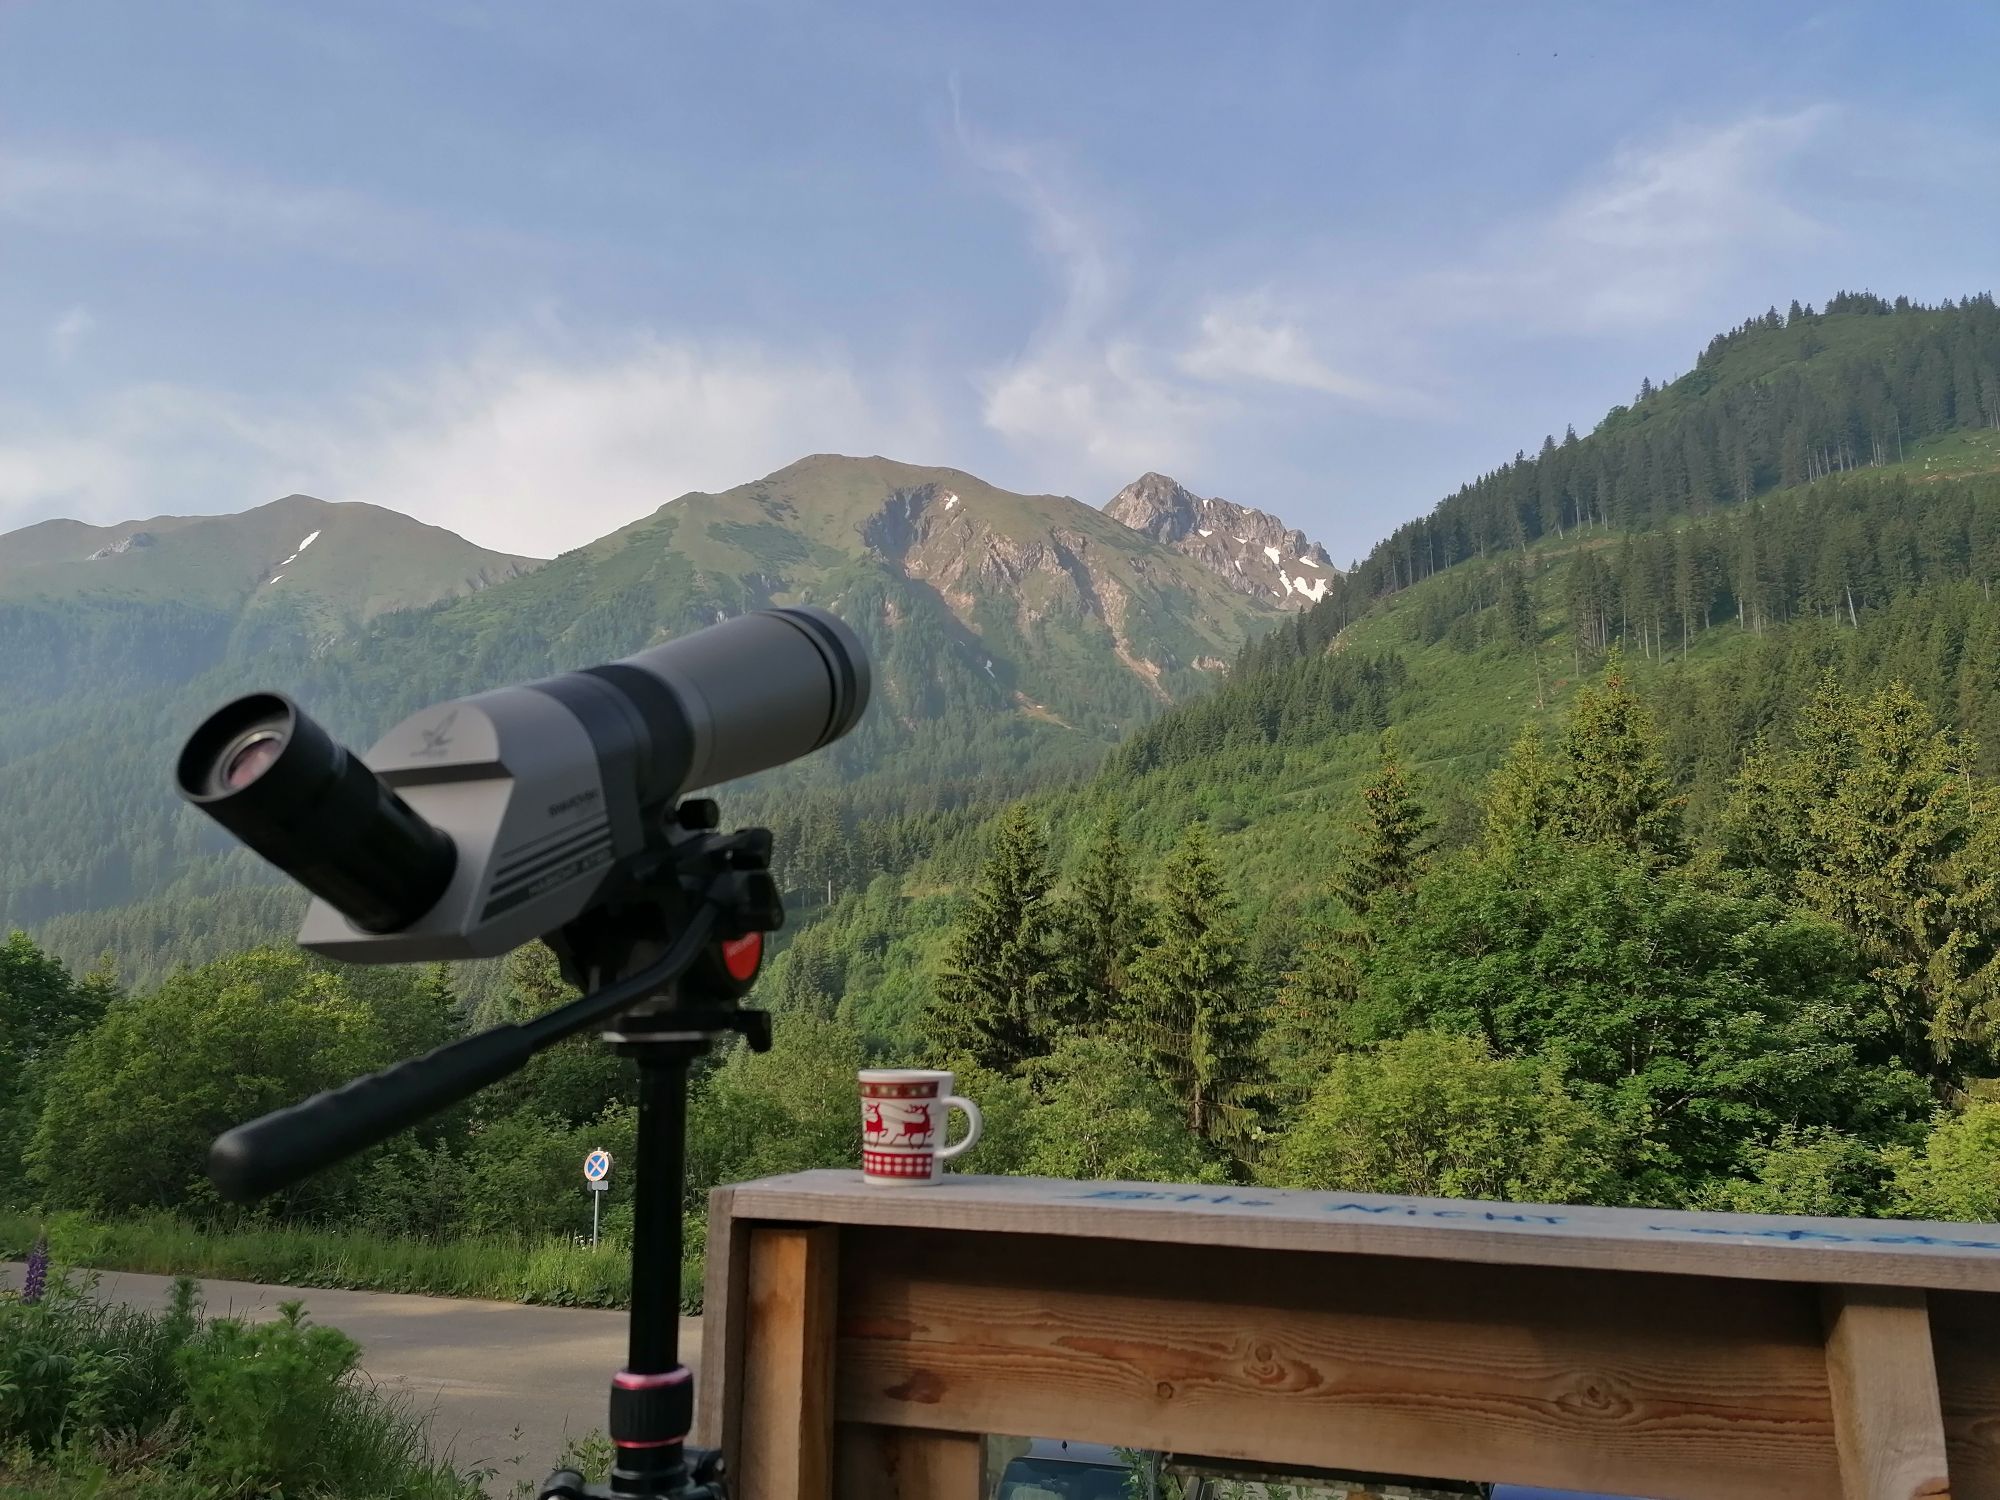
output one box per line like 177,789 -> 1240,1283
1,1264 -> 701,1491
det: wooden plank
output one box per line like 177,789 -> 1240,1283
725,1170 -> 2000,1292
733,1225 -> 838,1500
1820,1285 -> 1950,1500
835,1422 -> 981,1500
834,1228 -> 1841,1500
1932,1290 -> 2000,1499
692,1184 -> 748,1456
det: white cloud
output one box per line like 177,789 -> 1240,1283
956,113 -> 1223,488
0,383 -> 263,528
0,138 -> 535,266
0,335 -> 945,555
326,338 -> 941,556
955,97 -> 1411,492
984,337 -> 1216,481
1177,294 -> 1388,402
48,306 -> 95,362
1419,107 -> 1836,332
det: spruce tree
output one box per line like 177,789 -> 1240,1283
1554,652 -> 1685,858
1500,561 -> 1537,651
1721,673 -> 1856,889
773,928 -> 839,1020
1059,809 -> 1145,1028
1127,824 -> 1264,1157
931,803 -> 1060,1073
1333,743 -> 1433,920
1265,919 -> 1360,1107
1483,724 -> 1563,858
495,940 -> 572,1022
1797,684 -> 2000,1079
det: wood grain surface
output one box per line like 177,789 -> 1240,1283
835,1421 -> 981,1499
724,1171 -> 2000,1292
734,1226 -> 838,1500
1933,1290 -> 2000,1499
693,1184 -> 748,1456
833,1228 -> 1843,1500
1820,1285 -> 1950,1499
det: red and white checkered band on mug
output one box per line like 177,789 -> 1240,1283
860,1080 -> 941,1100
863,1149 -> 933,1178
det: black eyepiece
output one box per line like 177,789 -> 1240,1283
176,693 -> 457,933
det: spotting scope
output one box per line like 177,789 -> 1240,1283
173,604 -> 872,1500
174,606 -> 869,962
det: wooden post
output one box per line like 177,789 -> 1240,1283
1821,1285 -> 1951,1500
734,1226 -> 838,1500
836,1423 -> 982,1500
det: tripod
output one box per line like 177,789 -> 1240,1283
538,1011 -> 758,1500
206,801 -> 783,1500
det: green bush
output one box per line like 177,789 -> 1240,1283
1886,1103 -> 2000,1220
0,1273 -> 200,1453
0,1270 -> 476,1498
1266,1031 -> 1622,1204
1696,1126 -> 1890,1217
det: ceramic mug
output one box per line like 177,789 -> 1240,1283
858,1069 -> 982,1185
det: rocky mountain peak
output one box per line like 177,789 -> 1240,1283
1104,473 -> 1338,607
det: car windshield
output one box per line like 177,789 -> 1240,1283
997,1456 -> 1131,1500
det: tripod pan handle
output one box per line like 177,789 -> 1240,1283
208,1025 -> 535,1202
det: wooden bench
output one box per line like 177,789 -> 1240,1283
696,1171 -> 2000,1499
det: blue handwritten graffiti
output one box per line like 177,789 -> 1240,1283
1076,1189 -> 1277,1207
1066,1187 -> 2000,1254
1652,1224 -> 2000,1251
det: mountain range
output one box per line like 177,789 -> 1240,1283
0,453 -> 1318,941
5,291 -> 1999,992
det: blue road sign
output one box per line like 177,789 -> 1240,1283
584,1148 -> 612,1183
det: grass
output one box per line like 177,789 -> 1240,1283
0,1210 -> 704,1313
1894,426 -> 2000,483
1,1270 -> 480,1499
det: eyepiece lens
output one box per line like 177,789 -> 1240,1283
220,730 -> 286,792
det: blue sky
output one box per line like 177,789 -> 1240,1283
1,1 -> 1995,561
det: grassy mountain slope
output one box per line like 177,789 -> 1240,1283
436,453 -> 1270,726
0,494 -> 540,619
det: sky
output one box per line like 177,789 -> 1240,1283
1,1 -> 1996,564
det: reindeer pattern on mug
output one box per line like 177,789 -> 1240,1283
861,1077 -> 941,1179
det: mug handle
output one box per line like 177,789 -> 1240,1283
935,1095 -> 983,1161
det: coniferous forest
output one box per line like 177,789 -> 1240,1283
5,293 -> 2000,1275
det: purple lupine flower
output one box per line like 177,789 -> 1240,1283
21,1233 -> 48,1304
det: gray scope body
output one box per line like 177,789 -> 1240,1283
175,606 -> 870,963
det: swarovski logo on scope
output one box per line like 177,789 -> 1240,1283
412,709 -> 459,757
548,789 -> 601,818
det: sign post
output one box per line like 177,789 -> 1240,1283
583,1148 -> 612,1247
